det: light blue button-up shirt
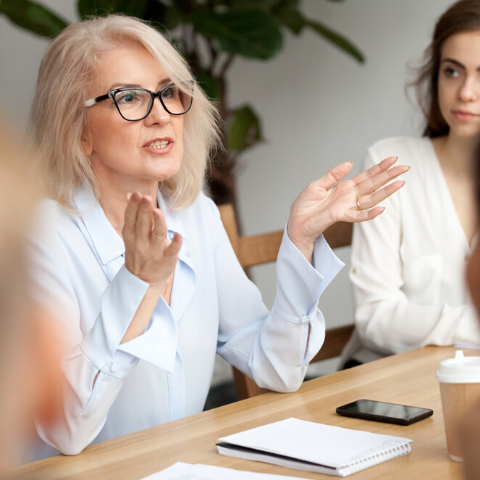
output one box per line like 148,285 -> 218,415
30,184 -> 343,458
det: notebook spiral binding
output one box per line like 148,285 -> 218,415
343,440 -> 412,475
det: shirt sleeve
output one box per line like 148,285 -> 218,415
350,146 -> 480,357
212,202 -> 344,393
29,221 -> 150,456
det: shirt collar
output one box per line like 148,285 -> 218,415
73,183 -> 125,266
73,183 -> 187,266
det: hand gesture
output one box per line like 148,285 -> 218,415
122,192 -> 182,290
287,156 -> 409,261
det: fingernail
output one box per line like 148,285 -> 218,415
406,166 -> 411,171
349,161 -> 354,165
131,192 -> 140,202
127,192 -> 132,201
400,181 -> 406,187
141,196 -> 150,205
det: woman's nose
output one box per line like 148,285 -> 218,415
145,96 -> 170,126
459,76 -> 479,103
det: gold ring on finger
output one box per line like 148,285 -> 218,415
356,198 -> 363,211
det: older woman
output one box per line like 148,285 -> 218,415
30,15 -> 407,458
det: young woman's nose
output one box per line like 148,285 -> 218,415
458,75 -> 479,103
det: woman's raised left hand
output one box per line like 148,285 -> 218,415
287,156 -> 409,262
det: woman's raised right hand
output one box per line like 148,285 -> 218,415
122,192 -> 182,289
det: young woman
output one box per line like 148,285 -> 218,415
29,15 -> 406,458
345,0 -> 480,367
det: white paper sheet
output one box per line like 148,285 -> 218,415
141,462 -> 308,480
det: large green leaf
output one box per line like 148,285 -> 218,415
144,1 -> 181,31
0,0 -> 68,38
226,0 -> 276,8
78,0 -> 149,19
228,105 -> 263,151
195,71 -> 220,101
273,5 -> 304,34
193,7 -> 283,60
306,19 -> 364,63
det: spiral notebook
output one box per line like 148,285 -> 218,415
217,418 -> 412,477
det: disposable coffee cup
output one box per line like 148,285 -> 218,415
436,351 -> 480,461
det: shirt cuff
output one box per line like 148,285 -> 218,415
273,227 -> 344,323
117,299 -> 177,373
81,265 -> 150,370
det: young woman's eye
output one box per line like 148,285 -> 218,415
444,67 -> 460,78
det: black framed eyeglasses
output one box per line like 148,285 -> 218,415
85,82 -> 193,121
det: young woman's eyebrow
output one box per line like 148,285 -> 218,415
441,58 -> 480,72
441,58 -> 465,69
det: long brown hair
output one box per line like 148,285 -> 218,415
413,0 -> 480,138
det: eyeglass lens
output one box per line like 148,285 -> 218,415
114,84 -> 192,120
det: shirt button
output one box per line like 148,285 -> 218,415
110,364 -> 119,373
186,251 -> 191,258
300,315 -> 310,324
167,232 -> 173,240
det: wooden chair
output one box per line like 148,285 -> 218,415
218,204 -> 354,400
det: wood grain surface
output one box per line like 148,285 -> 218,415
16,346 -> 473,480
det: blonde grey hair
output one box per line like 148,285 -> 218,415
32,15 -> 220,210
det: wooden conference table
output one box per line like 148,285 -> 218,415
18,346 -> 474,480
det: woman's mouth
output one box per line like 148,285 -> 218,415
452,110 -> 480,121
143,138 -> 174,154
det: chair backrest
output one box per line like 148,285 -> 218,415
218,204 -> 354,400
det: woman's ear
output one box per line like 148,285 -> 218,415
80,129 -> 93,157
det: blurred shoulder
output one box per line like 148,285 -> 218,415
31,198 -> 79,247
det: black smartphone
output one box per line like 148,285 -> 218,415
336,399 -> 433,426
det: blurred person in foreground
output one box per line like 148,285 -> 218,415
0,120 -> 62,477
461,140 -> 480,479
344,0 -> 480,368
29,15 -> 408,458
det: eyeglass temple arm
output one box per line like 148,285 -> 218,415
85,93 -> 110,107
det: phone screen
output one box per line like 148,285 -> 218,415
343,400 -> 426,419
336,399 -> 433,425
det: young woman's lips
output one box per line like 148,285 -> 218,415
143,138 -> 174,154
452,110 -> 480,121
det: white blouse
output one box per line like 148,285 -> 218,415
29,184 -> 343,459
345,136 -> 480,364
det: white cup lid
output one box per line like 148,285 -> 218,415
436,351 -> 480,384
